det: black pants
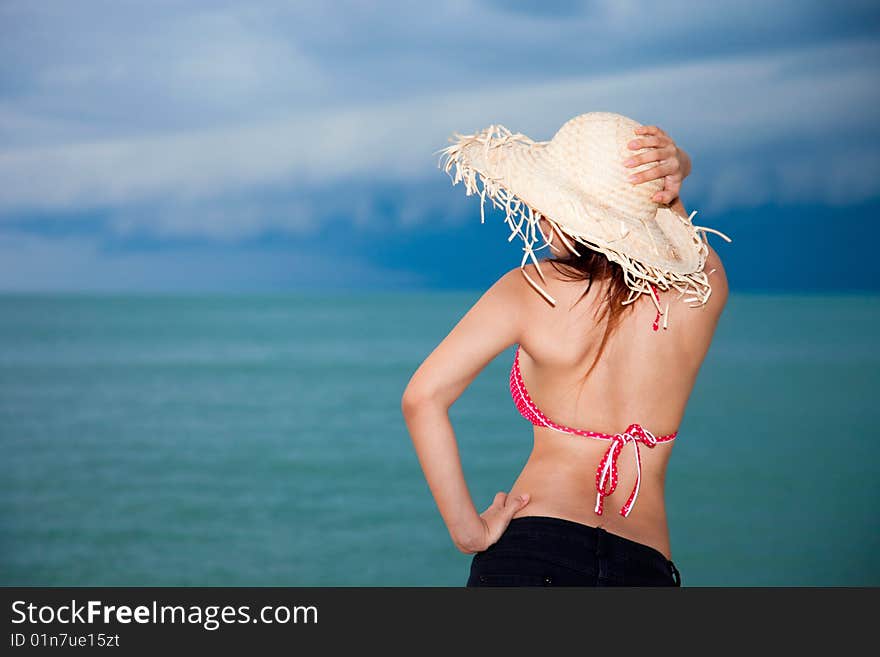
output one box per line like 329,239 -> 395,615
466,515 -> 681,587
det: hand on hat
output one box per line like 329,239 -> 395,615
623,125 -> 692,205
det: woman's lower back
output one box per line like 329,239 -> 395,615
507,428 -> 675,560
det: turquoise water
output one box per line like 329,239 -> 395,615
1,292 -> 878,586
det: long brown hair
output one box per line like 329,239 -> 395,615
546,244 -> 636,381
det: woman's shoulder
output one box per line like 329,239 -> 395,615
702,243 -> 729,308
496,261 -> 576,310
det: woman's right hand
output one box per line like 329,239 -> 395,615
624,125 -> 692,205
457,491 -> 531,554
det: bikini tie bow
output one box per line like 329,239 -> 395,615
594,423 -> 659,518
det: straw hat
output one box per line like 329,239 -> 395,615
437,111 -> 731,317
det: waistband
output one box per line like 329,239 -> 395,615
501,515 -> 673,566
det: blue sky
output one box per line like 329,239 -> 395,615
1,0 -> 879,292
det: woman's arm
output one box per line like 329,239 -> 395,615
624,124 -> 691,205
401,268 -> 531,554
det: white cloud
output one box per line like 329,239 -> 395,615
1,38 -> 877,223
0,1 -> 328,139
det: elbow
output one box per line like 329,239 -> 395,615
401,381 -> 451,417
401,383 -> 433,417
453,536 -> 481,555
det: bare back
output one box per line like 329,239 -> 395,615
508,245 -> 728,560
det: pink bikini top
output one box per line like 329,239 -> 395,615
509,344 -> 677,518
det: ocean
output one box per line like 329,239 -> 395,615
1,292 -> 878,586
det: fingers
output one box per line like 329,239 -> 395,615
634,125 -> 667,137
493,491 -> 530,515
624,146 -> 675,168
628,135 -> 670,151
477,492 -> 531,549
626,123 -> 686,198
652,177 -> 682,203
505,492 -> 530,518
628,161 -> 678,185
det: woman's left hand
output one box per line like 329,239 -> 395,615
624,125 -> 692,205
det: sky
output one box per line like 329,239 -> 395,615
1,0 -> 879,292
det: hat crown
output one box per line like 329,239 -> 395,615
547,112 -> 663,222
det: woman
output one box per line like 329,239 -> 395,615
401,112 -> 730,586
